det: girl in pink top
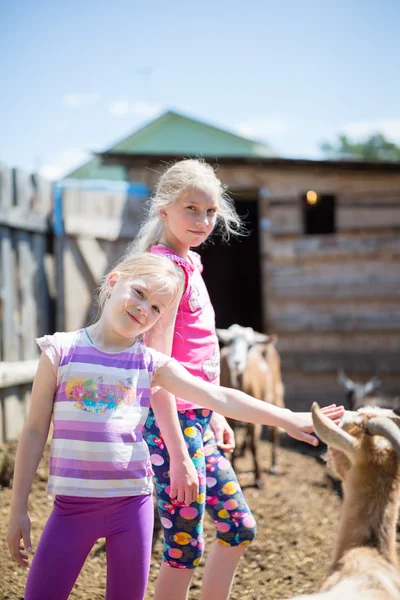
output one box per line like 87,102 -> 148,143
129,159 -> 343,600
150,246 -> 219,410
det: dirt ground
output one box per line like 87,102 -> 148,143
0,433 -> 386,600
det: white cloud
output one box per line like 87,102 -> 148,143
109,99 -> 162,119
109,100 -> 131,117
63,93 -> 99,107
236,117 -> 292,140
342,117 -> 400,142
39,148 -> 91,181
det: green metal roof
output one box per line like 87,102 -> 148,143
109,110 -> 274,157
64,110 -> 274,181
65,156 -> 126,181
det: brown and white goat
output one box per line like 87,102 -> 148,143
217,324 -> 285,488
289,403 -> 400,599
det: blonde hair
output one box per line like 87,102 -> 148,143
97,253 -> 184,312
130,158 -> 245,253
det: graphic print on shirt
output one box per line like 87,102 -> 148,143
188,282 -> 204,312
66,372 -> 139,414
202,346 -> 220,382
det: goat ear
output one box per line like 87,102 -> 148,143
338,370 -> 355,391
216,329 -> 233,344
253,332 -> 271,343
364,377 -> 381,394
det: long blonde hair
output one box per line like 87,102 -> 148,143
96,253 -> 184,313
130,158 -> 245,253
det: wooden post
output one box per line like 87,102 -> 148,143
0,166 -> 53,441
32,173 -> 53,335
0,166 -> 20,441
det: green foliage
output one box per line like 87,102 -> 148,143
321,133 -> 400,162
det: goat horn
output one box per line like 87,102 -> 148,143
366,417 -> 400,459
312,403 -> 359,461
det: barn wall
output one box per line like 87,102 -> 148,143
125,161 -> 400,409
257,167 -> 400,409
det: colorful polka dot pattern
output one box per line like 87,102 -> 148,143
144,409 -> 256,569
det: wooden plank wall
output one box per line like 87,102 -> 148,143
0,165 -> 54,442
126,161 -> 400,408
60,182 -> 149,332
259,180 -> 400,409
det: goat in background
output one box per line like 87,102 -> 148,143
338,370 -> 400,413
289,402 -> 400,599
338,370 -> 381,410
217,324 -> 285,488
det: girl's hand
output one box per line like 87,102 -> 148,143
210,413 -> 235,453
280,404 -> 345,446
7,512 -> 32,568
169,456 -> 199,505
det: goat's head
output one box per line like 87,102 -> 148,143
216,324 -> 272,376
312,402 -> 400,481
337,370 -> 381,410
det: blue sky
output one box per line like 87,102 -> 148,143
1,0 -> 399,179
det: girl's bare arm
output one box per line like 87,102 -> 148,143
7,352 -> 56,566
153,360 -> 345,446
146,290 -> 199,504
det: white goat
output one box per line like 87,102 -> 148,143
217,324 -> 284,488
289,403 -> 400,599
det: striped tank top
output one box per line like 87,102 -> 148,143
36,329 -> 170,497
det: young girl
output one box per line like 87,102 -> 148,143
7,253 -> 199,600
129,158 -> 344,600
7,251 -> 343,600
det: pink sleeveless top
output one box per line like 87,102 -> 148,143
151,245 -> 220,410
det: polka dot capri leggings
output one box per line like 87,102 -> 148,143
144,408 -> 257,569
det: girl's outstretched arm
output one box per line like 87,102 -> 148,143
7,352 -> 56,567
153,361 -> 345,447
146,292 -> 199,505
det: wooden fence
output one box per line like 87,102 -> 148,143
0,165 -> 54,442
57,179 -> 149,332
0,174 -> 150,443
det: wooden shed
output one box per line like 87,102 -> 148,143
68,111 -> 400,409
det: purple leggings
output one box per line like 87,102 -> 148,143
25,493 -> 153,600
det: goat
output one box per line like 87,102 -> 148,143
338,371 -> 400,413
338,370 -> 381,410
288,402 -> 400,599
217,324 -> 285,488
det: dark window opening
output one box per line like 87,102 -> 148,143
302,192 -> 336,235
197,199 -> 263,331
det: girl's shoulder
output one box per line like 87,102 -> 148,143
150,245 -> 203,273
135,339 -> 172,375
36,329 -> 84,370
37,329 -> 83,349
187,250 -> 203,273
150,245 -> 196,294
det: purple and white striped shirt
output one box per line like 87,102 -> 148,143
37,329 -> 170,498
